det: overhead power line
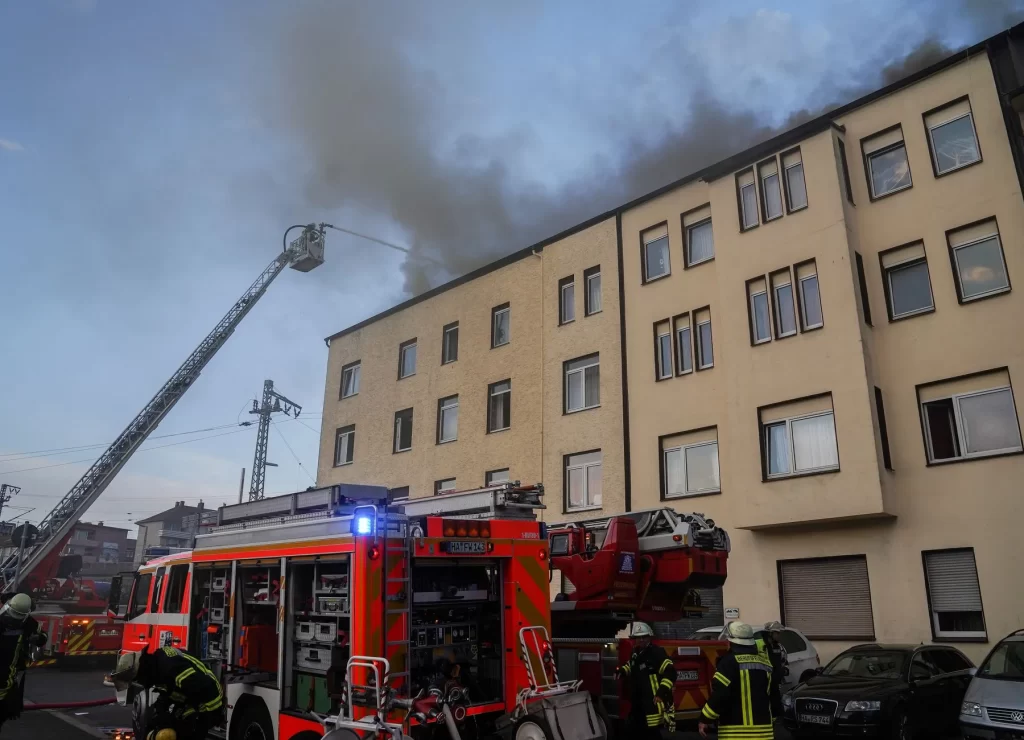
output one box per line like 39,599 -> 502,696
272,423 -> 316,484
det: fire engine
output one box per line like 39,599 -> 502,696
118,482 -> 606,740
547,508 -> 732,731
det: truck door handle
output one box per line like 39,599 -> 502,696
137,634 -> 147,640
172,638 -> 182,645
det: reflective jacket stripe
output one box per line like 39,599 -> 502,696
714,671 -> 731,687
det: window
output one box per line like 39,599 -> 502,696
491,304 -> 510,347
334,424 -> 355,466
435,479 -> 456,495
737,169 -> 758,230
488,379 -> 511,433
837,138 -> 855,205
127,572 -> 152,620
674,316 -> 693,374
782,149 -> 807,212
779,556 -> 874,640
748,277 -> 771,345
390,486 -> 410,502
874,387 -> 893,471
442,322 -> 459,364
761,395 -> 839,479
925,98 -> 981,175
393,408 -> 413,453
340,361 -> 360,398
758,158 -> 784,221
855,252 -> 873,326
565,450 -> 602,510
655,324 -> 672,380
642,226 -> 670,281
928,647 -> 973,674
398,339 -> 417,379
796,260 -> 823,330
162,564 -> 189,613
881,242 -> 933,320
663,430 -> 720,497
437,395 -> 459,443
695,308 -> 713,369
919,371 -> 1022,462
584,266 -> 602,315
863,126 -> 912,199
947,219 -> 1010,302
683,205 -> 714,266
772,270 -> 797,338
923,549 -> 986,639
559,276 -> 575,324
150,567 -> 166,611
486,469 -> 509,485
564,353 -> 600,413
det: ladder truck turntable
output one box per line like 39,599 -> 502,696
2,224 -> 328,667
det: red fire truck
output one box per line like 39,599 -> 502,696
118,483 -> 606,740
547,508 -> 732,731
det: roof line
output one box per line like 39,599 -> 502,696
325,25 -> 1011,344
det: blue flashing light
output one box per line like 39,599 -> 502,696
355,516 -> 373,535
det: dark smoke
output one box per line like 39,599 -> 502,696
253,1 -> 1024,297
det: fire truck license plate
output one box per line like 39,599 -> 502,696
443,541 -> 487,554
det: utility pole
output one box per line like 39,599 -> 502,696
0,485 -> 19,523
237,468 -> 246,505
248,380 -> 302,501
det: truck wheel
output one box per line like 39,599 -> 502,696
231,701 -> 274,740
514,716 -> 553,740
594,701 -> 614,740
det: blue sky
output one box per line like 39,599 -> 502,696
0,0 -> 1020,533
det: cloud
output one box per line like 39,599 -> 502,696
0,139 -> 23,152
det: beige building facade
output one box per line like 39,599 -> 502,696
320,27 -> 1024,662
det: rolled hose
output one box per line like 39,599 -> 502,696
25,697 -> 117,710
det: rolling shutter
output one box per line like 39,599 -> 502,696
924,549 -> 982,613
780,557 -> 874,639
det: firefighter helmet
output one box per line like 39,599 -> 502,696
0,593 -> 32,623
764,620 -> 784,633
148,730 -> 177,740
631,622 -> 654,638
725,621 -> 756,645
110,650 -> 141,704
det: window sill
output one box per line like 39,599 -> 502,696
740,222 -> 760,234
675,369 -> 694,377
801,322 -> 824,333
925,448 -> 1024,467
491,342 -> 510,350
776,330 -> 798,341
339,393 -> 358,401
393,447 -> 412,455
868,182 -> 913,202
888,306 -> 935,323
643,272 -> 671,286
564,405 -> 601,415
487,426 -> 511,435
753,337 -> 772,346
959,286 -> 1011,305
786,204 -> 809,215
398,373 -> 417,380
441,359 -> 457,366
437,438 -> 457,446
697,363 -> 714,371
763,213 -> 784,223
558,319 -> 576,327
931,635 -> 988,643
763,467 -> 840,483
584,310 -> 603,317
333,461 -> 354,468
934,157 -> 982,179
663,489 -> 722,501
684,256 -> 715,270
563,505 -> 603,515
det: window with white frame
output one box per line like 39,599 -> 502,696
559,276 -> 575,324
797,260 -> 824,330
565,353 -> 600,412
642,228 -> 670,281
863,126 -> 912,199
584,266 -> 602,315
492,303 -> 510,347
683,206 -> 714,266
488,379 -> 511,433
762,396 -> 839,478
435,478 -> 456,495
340,361 -> 361,398
565,450 -> 602,510
920,371 -> 1022,462
486,469 -> 509,485
442,322 -> 459,364
695,309 -> 713,369
748,278 -> 771,344
437,395 -> 459,443
925,99 -> 981,175
656,325 -> 673,380
759,158 -> 784,221
675,317 -> 693,374
772,270 -> 798,338
394,408 -> 413,453
923,548 -> 986,639
399,339 -> 417,379
663,432 -> 720,497
737,169 -> 758,230
334,425 -> 355,466
947,219 -> 1010,302
882,242 -> 934,320
782,149 -> 808,211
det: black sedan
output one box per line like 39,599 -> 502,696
781,643 -> 975,738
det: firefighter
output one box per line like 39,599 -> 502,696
615,622 -> 676,738
699,621 -> 777,740
762,620 -> 789,686
0,593 -> 46,732
111,646 -> 223,740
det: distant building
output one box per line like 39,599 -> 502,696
134,501 -> 203,565
65,521 -> 131,567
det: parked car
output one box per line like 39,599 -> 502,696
781,643 -> 974,738
960,629 -> 1024,739
688,623 -> 820,689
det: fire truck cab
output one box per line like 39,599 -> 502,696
119,483 -> 605,740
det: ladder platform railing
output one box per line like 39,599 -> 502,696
397,482 -> 545,521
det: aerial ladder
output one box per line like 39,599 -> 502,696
0,224 -> 329,595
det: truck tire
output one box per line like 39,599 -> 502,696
514,715 -> 553,740
594,701 -> 614,740
230,699 -> 274,740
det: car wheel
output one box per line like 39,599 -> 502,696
515,716 -> 553,740
231,701 -> 274,740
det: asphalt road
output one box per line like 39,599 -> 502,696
16,663 -> 131,739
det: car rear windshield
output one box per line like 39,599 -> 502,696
978,641 -> 1024,681
824,650 -> 908,679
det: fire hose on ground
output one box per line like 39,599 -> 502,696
25,697 -> 117,710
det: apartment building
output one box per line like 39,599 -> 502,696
320,25 -> 1024,661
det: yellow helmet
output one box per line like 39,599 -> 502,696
148,729 -> 177,740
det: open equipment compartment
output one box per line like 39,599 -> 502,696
234,561 -> 280,676
409,558 -> 504,706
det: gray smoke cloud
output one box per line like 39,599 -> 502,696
253,1 -> 1023,296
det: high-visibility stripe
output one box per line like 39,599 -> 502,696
718,729 -> 773,739
660,659 -> 673,673
175,668 -> 196,688
701,704 -> 719,720
741,669 -> 752,725
713,671 -> 731,687
660,678 -> 674,689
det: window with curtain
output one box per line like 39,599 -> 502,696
656,331 -> 672,379
921,384 -> 1022,463
686,220 -> 714,266
764,411 -> 839,478
488,380 -> 511,432
565,354 -> 600,412
665,441 -> 720,497
437,395 -> 459,443
565,451 -> 602,510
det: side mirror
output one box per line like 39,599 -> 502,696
108,575 -> 123,617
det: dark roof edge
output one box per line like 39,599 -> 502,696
326,25 -> 1013,345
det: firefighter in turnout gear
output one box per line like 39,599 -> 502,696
111,646 -> 223,740
0,594 -> 46,732
616,622 -> 677,738
699,621 -> 778,740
